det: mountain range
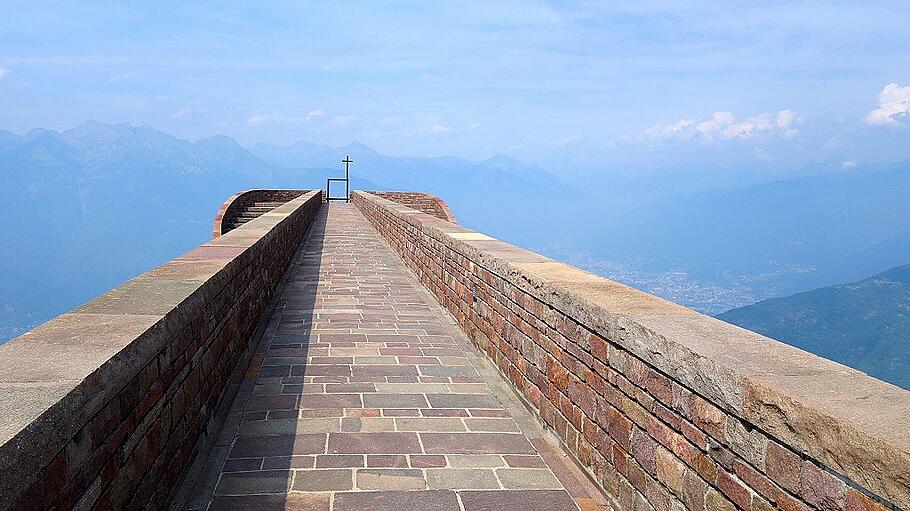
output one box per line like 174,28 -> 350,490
718,264 -> 910,390
2,120 -> 910,368
0,121 -> 582,341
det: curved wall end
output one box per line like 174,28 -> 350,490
213,189 -> 310,238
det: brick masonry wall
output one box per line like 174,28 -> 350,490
352,191 -> 910,511
368,191 -> 457,223
0,191 -> 323,510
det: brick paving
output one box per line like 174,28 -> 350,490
184,204 -> 611,510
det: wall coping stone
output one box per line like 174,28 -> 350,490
352,190 -> 910,509
0,189 -> 321,507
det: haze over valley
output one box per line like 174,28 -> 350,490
3,121 -> 910,377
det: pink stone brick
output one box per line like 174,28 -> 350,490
630,428 -> 658,475
682,469 -> 708,510
765,441 -> 801,494
800,461 -> 847,511
608,407 -> 633,451
590,334 -> 609,363
717,468 -> 753,510
844,489 -> 890,511
773,487 -> 812,511
733,458 -> 776,502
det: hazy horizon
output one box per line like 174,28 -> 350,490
2,2 -> 909,174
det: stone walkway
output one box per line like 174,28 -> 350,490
184,204 -> 611,511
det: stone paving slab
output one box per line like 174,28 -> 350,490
185,204 -> 612,510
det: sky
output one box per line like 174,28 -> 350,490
1,1 -> 909,173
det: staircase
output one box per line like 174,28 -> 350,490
213,189 -> 308,238
221,201 -> 286,232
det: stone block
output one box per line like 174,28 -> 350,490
800,461 -> 847,511
214,470 -> 292,495
356,468 -> 425,490
496,468 -> 562,489
327,432 -> 422,454
333,490 -> 459,511
765,441 -> 802,494
421,432 -> 536,454
458,490 -> 578,511
425,468 -> 499,489
716,468 -> 753,510
292,469 -> 353,491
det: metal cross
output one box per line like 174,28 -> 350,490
342,155 -> 353,178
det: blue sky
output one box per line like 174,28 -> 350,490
1,1 -> 909,172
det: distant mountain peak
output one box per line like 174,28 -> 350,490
67,119 -> 128,136
195,134 -> 243,147
62,120 -> 181,151
289,140 -> 331,151
483,154 -> 524,168
337,140 -> 379,157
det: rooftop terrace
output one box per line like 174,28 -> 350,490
0,190 -> 907,511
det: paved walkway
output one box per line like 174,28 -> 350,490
184,204 -> 610,511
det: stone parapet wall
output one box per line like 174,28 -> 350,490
352,190 -> 910,511
0,190 -> 323,510
368,191 -> 457,223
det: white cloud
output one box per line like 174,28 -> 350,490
330,114 -> 357,126
0,66 -> 8,79
430,123 -> 451,133
306,109 -> 324,121
469,122 -> 481,130
775,109 -> 795,129
698,111 -> 774,140
842,159 -> 857,169
646,109 -> 800,143
775,109 -> 799,137
696,111 -> 736,137
866,83 -> 910,125
644,118 -> 694,140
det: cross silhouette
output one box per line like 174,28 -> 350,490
342,155 -> 353,178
